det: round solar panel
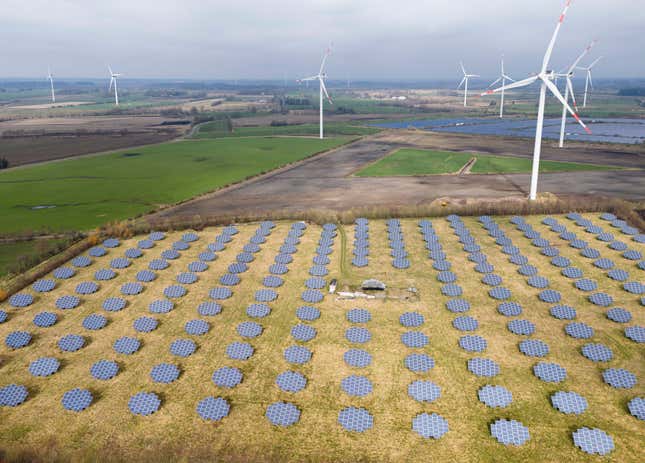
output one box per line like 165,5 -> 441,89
344,349 -> 371,368
446,299 -> 470,313
0,311 -> 6,324
170,338 -> 196,357
219,273 -> 240,286
247,303 -> 270,318
274,254 -> 293,265
603,368 -> 637,389
624,281 -> 645,294
561,267 -> 584,279
266,401 -> 300,427
236,252 -> 254,264
549,391 -> 588,415
296,306 -> 320,322
53,266 -> 76,279
62,388 -> 93,412
405,353 -> 435,373
606,307 -> 631,323
88,246 -> 107,257
149,299 -> 174,313
623,249 -> 642,261
507,319 -> 535,336
29,357 -> 60,377
121,282 -> 143,295
572,427 -> 614,456
189,261 -> 209,272
496,302 -> 522,317
304,277 -> 325,290
237,321 -> 263,339
541,247 -> 560,257
164,284 -> 187,298
407,380 -> 440,403
255,289 -> 277,302
270,263 -> 289,275
33,311 -> 57,328
441,284 -> 462,297
250,235 -> 266,245
137,239 -> 154,249
210,287 -> 233,300
103,297 -> 127,312
149,258 -> 169,270
198,301 -> 222,317
436,271 -> 456,284
150,363 -> 180,384
292,324 -> 317,342
453,316 -> 478,331
392,258 -> 410,269
593,258 -> 615,270
509,254 -> 528,266
172,241 -> 189,251
481,274 -> 502,286
56,295 -> 80,311
83,313 -> 107,331
149,231 -> 166,241
94,268 -> 116,281
262,276 -> 283,288
627,397 -> 645,421
539,289 -> 561,303
208,242 -> 226,252
490,419 -> 530,446
110,257 -> 131,269
519,339 -> 549,357
518,265 -> 537,276
400,312 -> 424,328
607,269 -> 629,281
588,292 -> 613,307
199,250 -> 217,262
136,270 -> 157,282
527,276 -> 549,289
113,336 -> 140,355
579,248 -> 600,259
90,359 -> 119,380
58,334 -> 85,352
433,260 -> 451,271
550,256 -> 570,268
276,371 -> 307,393
625,325 -> 645,343
301,289 -> 323,303
196,396 -> 230,422
581,343 -> 613,362
76,281 -> 99,294
124,248 -> 143,259
459,335 -> 487,352
71,255 -> 92,268
533,362 -> 566,383
489,287 -> 511,300
129,392 -> 160,416
565,322 -> 594,339
103,238 -> 120,248
597,232 -> 614,242
468,358 -> 500,377
478,385 -> 512,408
570,239 -> 589,249
226,341 -> 254,360
212,366 -> 243,388
185,319 -> 209,336
338,407 -> 373,433
176,272 -> 198,285
401,331 -> 429,348
639,261 -> 645,270
229,262 -> 249,274
574,278 -> 597,292
134,316 -> 158,333
32,279 -> 55,292
284,345 -> 312,364
468,253 -> 487,264
161,249 -> 180,260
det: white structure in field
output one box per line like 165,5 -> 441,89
458,62 -> 479,107
108,65 -> 122,106
487,57 -> 514,118
47,67 -> 55,103
298,46 -> 333,139
577,56 -> 602,108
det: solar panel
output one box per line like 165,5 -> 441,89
255,289 -> 277,302
185,319 -> 209,336
121,282 -> 143,296
91,359 -> 119,380
173,241 -> 189,251
149,299 -> 174,313
478,384 -> 512,408
572,427 -> 614,456
266,401 -> 300,427
401,331 -> 428,348
481,274 -> 502,287
62,388 -> 93,412
226,341 -> 254,360
496,302 -> 522,317
76,281 -> 99,295
433,260 -> 451,271
83,313 -> 107,330
625,325 -> 645,343
490,419 -> 530,446
459,335 -> 487,353
0,311 -> 6,324
509,254 -> 528,266
296,306 -> 320,322
261,276 -> 283,288
58,334 -> 85,352
150,363 -> 180,384
539,289 -> 561,303
163,284 -> 187,299
276,370 -> 307,393
579,248 -> 600,259
110,257 -> 131,269
519,339 -> 549,358
603,368 -> 637,389
338,407 -> 373,432
53,266 -> 76,279
29,357 -> 60,377
209,287 -> 233,300
102,297 -> 127,312
196,301 -> 221,317
129,392 -> 161,416
392,258 -> 410,269
581,343 -> 613,362
634,234 -> 645,243
189,261 -> 209,272
103,238 -> 120,248
125,248 -> 143,259
468,358 -> 500,377
88,246 -> 107,257
527,276 -> 549,289
149,231 -> 166,241
441,284 -> 463,297
32,278 -> 55,293
135,270 -> 156,283
627,397 -> 645,421
518,265 -> 538,277
565,322 -> 594,339
176,272 -> 197,285
506,318 -> 535,336
446,299 -> 470,313
94,268 -> 116,281
624,281 -> 645,294
137,239 -> 154,250
113,336 -> 140,355
301,289 -> 323,303
211,366 -> 244,388
623,250 -> 642,261
607,269 -> 629,282
588,292 -> 613,307
489,287 -> 511,300
453,316 -> 478,332
270,263 -> 289,275
199,250 -> 217,262
149,259 -> 169,270
533,362 -> 567,383
236,321 -> 262,339
284,345 -> 312,364
639,261 -> 645,271
609,241 -> 628,252
550,256 -> 570,268
593,258 -> 615,270
246,303 -> 270,318
208,242 -> 226,253
220,273 -> 240,286
400,312 -> 425,328
161,249 -> 180,260
291,324 -> 317,342
71,255 -> 92,268
170,338 -> 196,357
55,295 -> 81,310
134,316 -> 158,333
311,255 -> 329,266
33,311 -> 57,328
605,307 -> 631,324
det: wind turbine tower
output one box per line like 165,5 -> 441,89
458,62 -> 479,107
298,46 -> 333,139
47,67 -> 55,103
108,65 -> 122,106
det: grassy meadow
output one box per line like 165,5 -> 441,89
195,121 -> 379,138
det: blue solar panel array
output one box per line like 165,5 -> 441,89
572,427 -> 614,456
490,419 -> 530,446
412,413 -> 449,439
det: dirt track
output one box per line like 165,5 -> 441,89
152,131 -> 645,222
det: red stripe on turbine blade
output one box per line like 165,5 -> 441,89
486,90 -> 494,95
559,14 -> 565,23
573,114 -> 581,122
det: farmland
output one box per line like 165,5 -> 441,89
194,121 -> 379,138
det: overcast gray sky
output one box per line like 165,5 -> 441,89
2,0 -> 643,80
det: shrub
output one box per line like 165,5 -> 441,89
0,157 -> 9,169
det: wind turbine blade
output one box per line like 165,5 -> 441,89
108,65 -> 113,76
319,45 -> 332,75
488,77 -> 502,88
482,75 -> 538,95
460,61 -> 467,75
299,76 -> 319,81
503,75 -> 516,82
567,40 -> 597,73
588,70 -> 594,88
544,77 -> 591,134
457,76 -> 466,89
588,56 -> 602,69
320,78 -> 332,104
541,0 -> 573,73
109,77 -> 114,91
567,77 -> 578,109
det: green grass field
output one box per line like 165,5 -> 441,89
0,240 -> 67,277
195,121 -> 379,138
0,137 -> 350,234
355,149 -> 624,177
0,216 -> 642,462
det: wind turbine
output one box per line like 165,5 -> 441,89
47,67 -> 55,103
458,62 -> 479,107
298,46 -> 333,139
577,56 -> 602,108
108,65 -> 122,106
482,0 -> 591,201
556,40 -> 597,148
487,56 -> 514,118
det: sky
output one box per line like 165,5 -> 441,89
2,0 -> 644,80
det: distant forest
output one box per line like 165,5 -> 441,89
618,88 -> 645,96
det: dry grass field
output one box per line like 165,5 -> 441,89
0,214 -> 642,462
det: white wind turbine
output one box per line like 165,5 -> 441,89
108,65 -> 122,106
298,46 -> 333,139
458,62 -> 479,107
47,67 -> 55,103
556,40 -> 597,148
577,56 -> 602,108
488,56 -> 515,118
482,0 -> 591,201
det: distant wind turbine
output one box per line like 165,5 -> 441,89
108,65 -> 122,106
298,46 -> 333,139
483,0 -> 591,201
556,40 -> 597,148
47,67 -> 55,103
458,62 -> 479,107
487,56 -> 514,118
576,56 -> 602,108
